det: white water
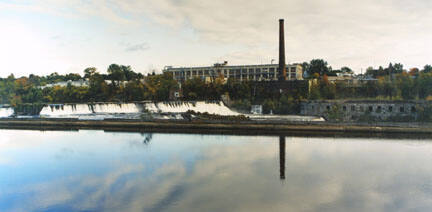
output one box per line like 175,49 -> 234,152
40,103 -> 142,118
144,101 -> 239,116
37,101 -> 323,122
0,108 -> 14,118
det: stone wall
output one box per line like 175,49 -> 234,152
300,100 -> 428,121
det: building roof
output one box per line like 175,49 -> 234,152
164,63 -> 301,71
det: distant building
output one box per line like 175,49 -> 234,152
327,73 -> 354,83
301,100 -> 423,121
163,63 -> 303,82
251,105 -> 263,114
39,79 -> 89,89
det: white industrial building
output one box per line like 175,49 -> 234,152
163,63 -> 303,82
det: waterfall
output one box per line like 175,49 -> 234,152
40,104 -> 93,116
36,101 -> 239,118
40,103 -> 142,118
93,103 -> 140,113
143,101 -> 239,116
0,107 -> 14,118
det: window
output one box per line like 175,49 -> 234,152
343,106 -> 347,111
351,106 -> 355,111
326,105 -> 330,110
369,106 -> 373,112
389,106 -> 393,112
400,107 -> 404,113
411,106 -> 416,112
377,106 -> 382,113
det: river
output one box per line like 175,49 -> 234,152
0,129 -> 431,211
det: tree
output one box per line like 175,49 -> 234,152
409,68 -> 419,76
88,73 -> 109,101
183,77 -> 207,100
301,62 -> 310,78
143,72 -> 178,101
393,63 -> 404,74
65,73 -> 82,81
84,67 -> 97,78
423,65 -> 432,73
107,64 -> 126,86
341,66 -> 353,74
308,59 -> 330,76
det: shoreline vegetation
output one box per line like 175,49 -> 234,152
1,118 -> 432,138
3,60 -> 432,123
2,60 -> 432,115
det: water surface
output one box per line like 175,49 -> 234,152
0,130 -> 431,211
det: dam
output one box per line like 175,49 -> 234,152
0,101 -> 323,122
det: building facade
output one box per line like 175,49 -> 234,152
163,63 -> 303,82
301,100 -> 425,121
38,79 -> 89,89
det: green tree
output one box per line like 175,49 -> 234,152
84,67 -> 97,78
423,65 -> 432,73
107,64 -> 126,86
308,59 -> 330,76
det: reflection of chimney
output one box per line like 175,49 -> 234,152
279,136 -> 286,180
278,19 -> 287,81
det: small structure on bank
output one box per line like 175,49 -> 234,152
251,105 -> 263,114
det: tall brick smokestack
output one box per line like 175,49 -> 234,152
278,19 -> 286,81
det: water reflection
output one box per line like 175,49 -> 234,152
279,136 -> 285,180
141,132 -> 153,145
1,130 -> 432,211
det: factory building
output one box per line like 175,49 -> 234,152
163,63 -> 303,82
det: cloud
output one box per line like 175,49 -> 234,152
124,42 -> 150,52
3,0 -> 432,72
100,0 -> 432,70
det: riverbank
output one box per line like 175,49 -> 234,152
0,118 -> 432,138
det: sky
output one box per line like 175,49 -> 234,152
1,0 -> 432,77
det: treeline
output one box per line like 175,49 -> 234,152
0,63 -> 306,114
0,65 -> 174,105
308,62 -> 432,100
3,60 -> 432,115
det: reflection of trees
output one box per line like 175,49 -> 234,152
141,133 -> 153,145
279,136 -> 286,180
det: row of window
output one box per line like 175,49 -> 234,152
310,105 -> 417,113
171,67 -> 298,76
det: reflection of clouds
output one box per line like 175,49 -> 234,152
0,156 -> 14,166
54,147 -> 75,160
2,134 -> 432,211
2,163 -> 186,212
